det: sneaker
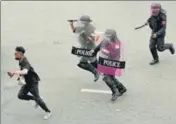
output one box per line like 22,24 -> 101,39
44,112 -> 52,120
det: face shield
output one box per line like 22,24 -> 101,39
79,20 -> 90,26
103,29 -> 119,43
98,29 -> 125,77
103,34 -> 112,44
151,3 -> 161,16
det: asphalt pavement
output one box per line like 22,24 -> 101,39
1,1 -> 176,124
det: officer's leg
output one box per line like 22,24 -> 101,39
111,76 -> 127,96
77,61 -> 97,75
90,59 -> 98,68
157,36 -> 175,54
103,75 -> 119,101
78,57 -> 99,82
149,37 -> 159,65
78,57 -> 94,73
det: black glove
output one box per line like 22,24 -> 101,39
92,44 -> 101,56
92,50 -> 98,57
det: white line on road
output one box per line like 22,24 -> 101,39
81,89 -> 111,94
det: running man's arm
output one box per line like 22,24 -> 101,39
14,60 -> 30,75
14,69 -> 28,75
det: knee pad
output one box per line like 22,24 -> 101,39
157,45 -> 165,52
103,75 -> 113,83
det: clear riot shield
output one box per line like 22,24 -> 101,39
71,21 -> 95,58
71,46 -> 93,57
97,39 -> 126,77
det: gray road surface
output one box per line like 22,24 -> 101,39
1,1 -> 176,124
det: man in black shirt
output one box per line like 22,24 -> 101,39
8,46 -> 52,120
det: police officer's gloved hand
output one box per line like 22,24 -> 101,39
89,50 -> 95,57
92,50 -> 98,57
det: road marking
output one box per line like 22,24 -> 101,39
81,89 -> 111,94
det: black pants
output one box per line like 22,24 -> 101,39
77,59 -> 98,74
149,36 -> 172,60
18,82 -> 50,112
103,75 -> 126,94
103,75 -> 118,94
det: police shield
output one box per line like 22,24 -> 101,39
97,38 -> 126,76
71,46 -> 93,57
70,19 -> 96,58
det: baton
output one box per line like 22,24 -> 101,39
134,23 -> 148,30
67,19 -> 78,22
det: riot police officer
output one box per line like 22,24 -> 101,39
147,3 -> 175,65
92,29 -> 127,101
69,15 -> 100,81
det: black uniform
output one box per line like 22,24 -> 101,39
147,11 -> 174,62
18,57 -> 50,113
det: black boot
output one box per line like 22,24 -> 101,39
117,84 -> 127,96
150,48 -> 159,65
111,92 -> 119,101
103,76 -> 119,101
169,44 -> 175,54
94,70 -> 100,82
149,59 -> 159,65
112,77 -> 127,96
